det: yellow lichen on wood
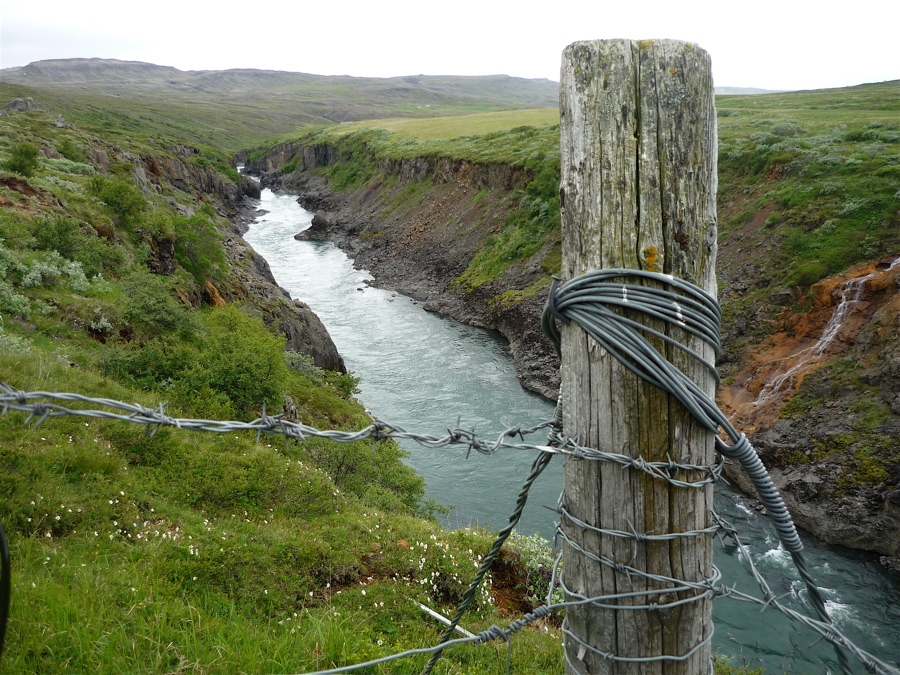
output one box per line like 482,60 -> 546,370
642,245 -> 661,272
639,40 -> 654,50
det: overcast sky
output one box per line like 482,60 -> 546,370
1,0 -> 898,92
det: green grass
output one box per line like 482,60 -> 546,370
716,81 -> 900,287
269,119 -> 560,168
342,108 -> 560,141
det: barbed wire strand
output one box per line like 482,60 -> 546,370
542,268 -> 854,674
420,401 -> 561,675
1,388 -> 897,674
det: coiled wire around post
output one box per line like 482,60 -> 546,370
542,268 -> 851,675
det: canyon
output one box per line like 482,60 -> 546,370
247,143 -> 900,566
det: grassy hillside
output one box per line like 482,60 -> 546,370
0,59 -> 560,152
716,82 -> 899,288
0,94 -> 574,674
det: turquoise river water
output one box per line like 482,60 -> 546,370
244,187 -> 899,674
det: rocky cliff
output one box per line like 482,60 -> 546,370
59,133 -> 346,373
247,145 -> 560,397
246,143 -> 900,566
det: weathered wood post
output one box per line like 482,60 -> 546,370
557,40 -> 718,674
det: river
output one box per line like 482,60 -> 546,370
243,187 -> 899,673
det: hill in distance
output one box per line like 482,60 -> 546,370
0,59 -> 788,148
0,59 -> 554,116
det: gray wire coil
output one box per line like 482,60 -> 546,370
542,268 -> 851,674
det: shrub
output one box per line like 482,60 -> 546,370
0,279 -> 30,317
31,217 -> 80,258
44,157 -> 94,175
103,335 -> 197,391
57,138 -> 88,163
121,270 -> 197,340
19,251 -> 91,292
30,217 -> 125,277
89,176 -> 147,229
188,305 -> 289,413
770,122 -> 806,137
171,214 -> 226,284
4,142 -> 40,177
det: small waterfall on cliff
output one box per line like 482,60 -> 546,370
754,256 -> 900,407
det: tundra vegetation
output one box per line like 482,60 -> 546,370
0,88 -> 568,674
2,72 -> 896,673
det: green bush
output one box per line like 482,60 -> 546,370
103,335 -> 196,391
171,214 -> 226,284
121,270 -> 197,340
770,122 -> 806,137
44,157 -> 94,176
56,138 -> 88,163
188,305 -> 289,414
89,176 -> 147,229
4,142 -> 40,177
31,217 -> 80,259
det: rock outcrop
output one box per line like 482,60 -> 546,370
249,149 -> 559,398
5,97 -> 37,111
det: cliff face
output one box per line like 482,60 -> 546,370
122,143 -> 346,373
247,146 -> 559,397
248,143 -> 900,564
718,256 -> 900,559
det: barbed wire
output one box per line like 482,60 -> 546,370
1,386 -> 897,674
0,385 -> 723,487
543,268 -> 855,674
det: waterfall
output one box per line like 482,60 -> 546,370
754,256 -> 900,406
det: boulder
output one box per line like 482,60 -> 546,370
5,97 -> 37,111
241,174 -> 261,199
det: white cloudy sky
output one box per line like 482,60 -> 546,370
1,0 -> 897,91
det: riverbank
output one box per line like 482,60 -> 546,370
250,161 -> 900,569
256,168 -> 562,400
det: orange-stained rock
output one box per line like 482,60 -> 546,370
205,281 -> 228,308
720,254 -> 900,432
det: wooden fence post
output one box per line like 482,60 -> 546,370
558,39 -> 718,674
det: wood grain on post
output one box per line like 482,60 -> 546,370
558,39 -> 718,674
